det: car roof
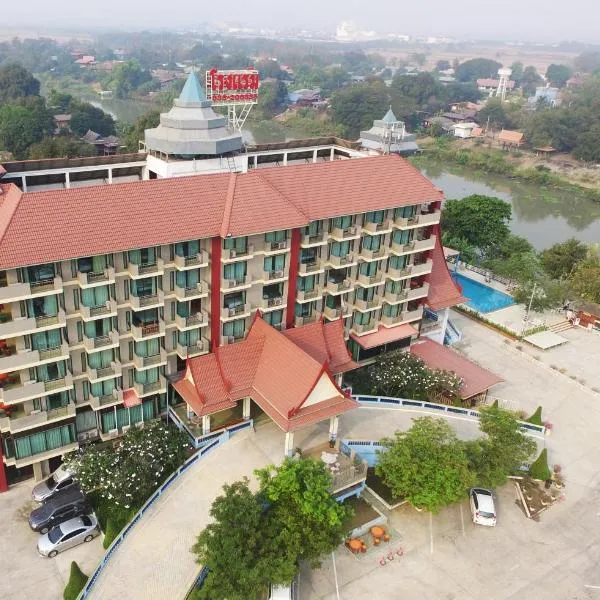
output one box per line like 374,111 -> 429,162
57,515 -> 93,534
44,484 -> 85,505
473,488 -> 495,512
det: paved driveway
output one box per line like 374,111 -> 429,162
1,480 -> 103,600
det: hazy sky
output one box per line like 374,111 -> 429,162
7,0 -> 600,43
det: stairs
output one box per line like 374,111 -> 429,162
550,320 -> 573,333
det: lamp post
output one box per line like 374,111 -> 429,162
522,281 -> 537,335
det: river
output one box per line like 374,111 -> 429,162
416,160 -> 600,250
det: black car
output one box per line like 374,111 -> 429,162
29,486 -> 89,534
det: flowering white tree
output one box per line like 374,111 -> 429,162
65,421 -> 190,509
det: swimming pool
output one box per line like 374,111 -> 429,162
452,272 -> 515,313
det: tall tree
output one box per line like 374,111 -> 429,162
441,195 -> 512,257
376,418 -> 475,513
570,250 -> 600,303
28,136 -> 96,159
522,66 -> 544,96
330,82 -> 389,138
477,98 -> 510,129
546,64 -> 572,88
69,101 -> 116,137
455,58 -> 502,82
0,64 -> 40,104
0,98 -> 53,158
510,61 -> 524,86
541,238 -> 588,279
121,110 -> 160,152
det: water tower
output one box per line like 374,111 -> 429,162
495,68 -> 512,101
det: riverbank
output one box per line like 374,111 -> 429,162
413,141 -> 600,203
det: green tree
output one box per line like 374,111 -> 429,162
391,72 -> 442,109
0,64 -> 40,104
63,561 -> 88,600
0,99 -> 53,158
546,64 -> 572,88
69,101 -> 116,137
522,66 -> 544,97
409,52 -> 427,67
513,277 -> 570,311
435,60 -> 451,71
477,98 -> 510,129
330,82 -> 389,138
485,251 -> 542,283
103,59 -> 152,98
121,110 -> 160,152
441,195 -> 512,257
465,405 -> 536,488
541,238 -> 588,279
28,136 -> 96,159
574,51 -> 600,73
65,421 -> 190,509
510,61 -> 524,86
529,449 -> 552,481
48,89 -> 73,113
256,80 -> 287,118
376,418 -> 475,512
573,127 -> 600,162
570,250 -> 600,303
455,58 -> 502,82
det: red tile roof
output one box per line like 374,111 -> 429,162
173,315 -> 359,432
0,155 -> 443,269
123,389 -> 141,408
411,338 -> 503,399
351,323 -> 418,349
425,227 -> 466,311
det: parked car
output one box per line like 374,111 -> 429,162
37,514 -> 99,558
469,487 -> 497,526
32,465 -> 75,502
269,576 -> 299,600
29,486 -> 90,534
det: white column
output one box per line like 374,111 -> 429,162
21,176 -> 28,192
335,373 -> 343,387
312,149 -> 318,163
284,431 -> 294,457
32,461 -> 44,482
186,403 -> 194,419
330,147 -> 335,161
283,152 -> 288,166
329,415 -> 340,441
64,172 -> 70,189
108,168 -> 113,184
253,155 -> 258,168
202,415 -> 211,435
242,397 -> 251,419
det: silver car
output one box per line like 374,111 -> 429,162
32,465 -> 75,503
37,514 -> 99,558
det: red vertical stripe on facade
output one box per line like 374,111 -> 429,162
286,228 -> 301,328
0,443 -> 8,492
210,237 -> 222,349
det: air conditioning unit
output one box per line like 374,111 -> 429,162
227,336 -> 235,344
108,428 -> 118,437
122,425 -> 131,433
346,254 -> 353,262
348,226 -> 356,235
343,279 -> 351,288
105,300 -> 112,309
230,249 -> 237,258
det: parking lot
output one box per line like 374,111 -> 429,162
1,479 -> 103,600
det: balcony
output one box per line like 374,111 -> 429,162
89,388 -> 123,410
260,296 -> 285,311
0,373 -> 73,405
0,403 -> 76,434
133,349 -> 167,371
88,361 -> 122,383
0,277 -> 62,303
175,310 -> 209,331
300,232 -> 327,247
362,219 -> 392,234
405,282 -> 430,302
394,209 -> 441,230
0,311 -> 66,339
323,305 -> 352,320
261,270 -> 286,283
359,246 -> 387,262
174,250 -> 209,271
176,337 -> 210,360
352,296 -> 381,312
326,253 -> 357,269
221,303 -> 252,320
260,240 -> 289,254
79,299 -> 118,321
298,259 -> 324,275
77,267 -> 115,288
297,287 -> 323,303
391,235 -> 436,257
326,278 -> 354,295
0,343 -> 69,374
220,275 -> 252,292
174,280 -> 209,301
387,258 -> 433,281
131,319 -> 166,341
133,375 -> 167,398
329,225 -> 360,241
381,306 -> 424,327
127,258 -> 165,279
356,272 -> 384,287
350,321 -> 378,336
221,245 -> 255,262
83,330 -> 120,353
223,331 -> 249,345
294,313 -> 321,327
130,290 -> 165,311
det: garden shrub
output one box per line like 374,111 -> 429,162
529,449 -> 552,481
526,406 -> 543,425
63,561 -> 88,600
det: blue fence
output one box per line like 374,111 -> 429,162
352,395 -> 546,436
78,431 -> 232,599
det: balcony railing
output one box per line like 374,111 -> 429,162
298,259 -> 323,274
0,403 -> 76,434
223,331 -> 249,345
221,303 -> 251,319
357,272 -> 384,287
89,388 -> 123,410
394,209 -> 441,229
222,275 -> 251,291
350,322 -> 378,336
297,287 -> 322,302
262,270 -> 285,282
300,232 -> 327,246
387,258 -> 433,281
381,306 -> 424,327
294,313 -> 320,327
77,267 -> 115,287
0,343 -> 69,374
176,338 -> 210,359
391,235 -> 436,256
353,296 -> 381,311
362,219 -> 392,234
0,276 -> 62,303
174,250 -> 209,270
174,280 -> 209,301
133,349 -> 167,370
131,319 -> 166,341
323,305 -> 352,320
133,375 -> 167,398
326,279 -> 354,294
262,240 -> 288,253
80,299 -> 118,321
83,330 -> 120,353
127,258 -> 165,278
222,245 -> 254,261
326,253 -> 356,268
88,361 -> 122,383
0,311 -> 67,339
175,310 -> 209,330
130,290 -> 165,310
329,225 -> 360,240
261,296 -> 284,310
0,373 -> 73,404
359,246 -> 387,261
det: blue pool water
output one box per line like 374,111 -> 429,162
451,272 -> 515,313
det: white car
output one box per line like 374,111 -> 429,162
37,514 -> 99,557
469,488 -> 497,526
32,465 -> 75,503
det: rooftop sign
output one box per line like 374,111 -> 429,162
206,68 -> 260,106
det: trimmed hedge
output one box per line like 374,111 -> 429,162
63,561 -> 88,600
529,449 -> 552,481
526,406 -> 543,426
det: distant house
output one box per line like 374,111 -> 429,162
528,87 -> 560,108
477,78 -> 516,93
75,55 -> 96,68
360,108 -> 420,155
438,75 -> 456,84
574,302 -> 600,332
424,115 -> 455,133
442,110 -> 478,124
53,114 -> 71,135
498,129 -> 523,148
452,122 -> 478,138
288,89 -> 322,107
82,130 -> 121,156
152,69 -> 187,91
567,74 -> 587,88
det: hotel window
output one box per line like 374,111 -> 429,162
265,230 -> 286,243
359,261 -> 379,277
353,311 -> 372,326
330,241 -> 351,257
331,216 -> 352,230
176,269 -> 200,290
365,210 -> 385,224
132,308 -> 159,327
295,302 -> 315,318
130,278 -> 157,298
31,330 -> 62,351
304,221 -> 322,237
135,339 -> 161,358
23,263 -> 55,283
394,206 -> 417,219
383,303 -> 402,317
297,275 -> 316,292
362,234 -> 381,252
11,424 -> 76,460
223,292 -> 245,310
385,279 -> 405,295
91,379 -> 115,400
223,319 -> 246,340
175,240 -> 200,258
178,328 -> 202,347
80,285 -> 110,308
388,255 -> 409,271
77,255 -> 107,274
300,248 -> 318,265
88,349 -> 113,370
223,236 -> 247,252
128,247 -> 156,266
26,295 -> 59,319
264,255 -> 285,273
355,287 -> 376,302
134,367 -> 160,385
223,262 -> 246,281
392,229 -> 412,246
263,310 -> 283,328
30,361 -> 67,383
263,283 -> 283,301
